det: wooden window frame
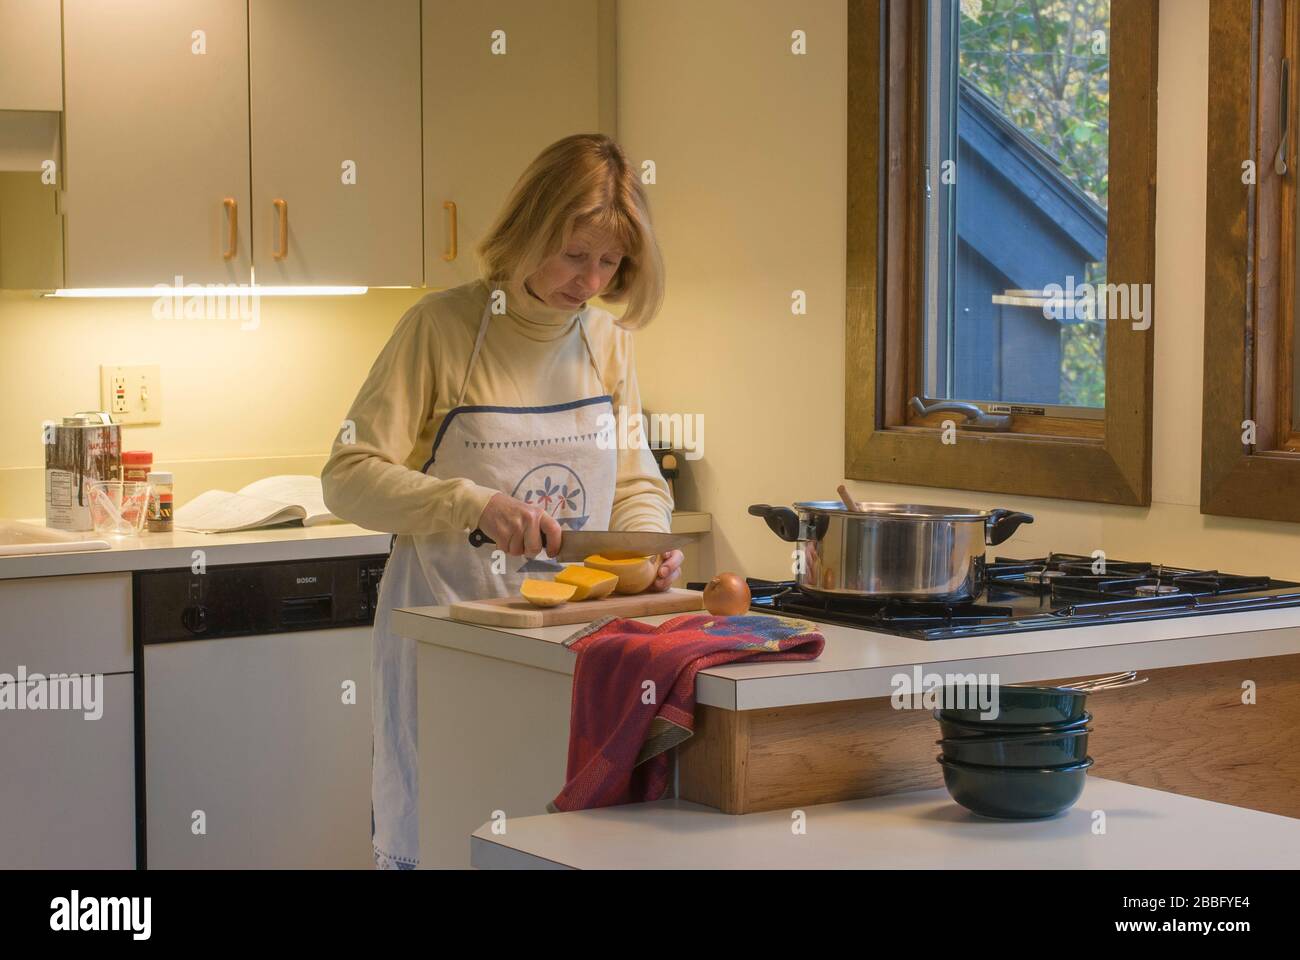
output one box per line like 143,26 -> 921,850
1202,0 -> 1300,522
845,0 -> 1159,506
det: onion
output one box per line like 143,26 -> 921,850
703,572 -> 751,616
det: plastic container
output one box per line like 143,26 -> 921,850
147,470 -> 174,532
122,450 -> 154,484
88,480 -> 152,537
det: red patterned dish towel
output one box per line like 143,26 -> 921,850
549,613 -> 826,812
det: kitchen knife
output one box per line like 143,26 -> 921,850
467,528 -> 695,563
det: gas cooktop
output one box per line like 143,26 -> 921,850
729,554 -> 1300,640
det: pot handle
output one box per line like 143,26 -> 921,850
985,508 -> 1034,546
748,503 -> 802,542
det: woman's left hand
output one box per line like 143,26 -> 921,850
646,549 -> 684,592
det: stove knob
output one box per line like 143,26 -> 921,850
181,604 -> 209,635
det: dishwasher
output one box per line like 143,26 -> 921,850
136,553 -> 387,869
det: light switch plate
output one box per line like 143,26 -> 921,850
99,364 -> 162,425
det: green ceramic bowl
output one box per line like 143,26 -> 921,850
935,711 -> 1092,743
937,755 -> 1094,819
937,684 -> 1089,725
936,726 -> 1091,767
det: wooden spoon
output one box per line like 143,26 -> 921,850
837,483 -> 861,512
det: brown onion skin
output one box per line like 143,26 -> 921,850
703,572 -> 751,616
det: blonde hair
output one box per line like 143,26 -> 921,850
477,134 -> 664,330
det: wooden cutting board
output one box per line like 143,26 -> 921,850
449,587 -> 704,628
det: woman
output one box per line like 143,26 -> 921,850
321,133 -> 680,870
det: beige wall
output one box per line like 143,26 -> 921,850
0,287 -> 425,516
620,0 -> 1300,580
3,0 -> 1299,582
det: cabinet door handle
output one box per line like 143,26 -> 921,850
222,198 -> 237,260
442,200 -> 458,261
273,198 -> 289,260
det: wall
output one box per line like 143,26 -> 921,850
619,0 -> 1300,580
0,287 -> 424,517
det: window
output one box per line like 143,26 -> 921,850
923,0 -> 1110,414
1201,0 -> 1300,522
846,0 -> 1157,505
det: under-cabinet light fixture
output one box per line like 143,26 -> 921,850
44,285 -> 369,298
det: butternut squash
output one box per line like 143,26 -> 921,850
583,552 -> 660,595
555,566 -> 619,601
519,579 -> 577,607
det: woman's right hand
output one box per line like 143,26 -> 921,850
476,492 -> 563,558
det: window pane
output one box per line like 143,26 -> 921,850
923,0 -> 1109,412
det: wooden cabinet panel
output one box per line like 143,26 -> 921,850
249,0 -> 422,286
62,0 -> 251,286
422,0 -> 609,288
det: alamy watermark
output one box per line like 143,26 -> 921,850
596,404 -> 704,460
50,890 -> 150,940
890,666 -> 1002,720
1,666 -> 103,720
1041,275 -> 1152,330
151,275 -> 260,330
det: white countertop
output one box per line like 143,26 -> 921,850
0,509 -> 711,581
0,521 -> 391,579
469,777 -> 1300,869
394,597 -> 1300,711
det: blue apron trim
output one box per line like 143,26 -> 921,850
421,393 -> 614,473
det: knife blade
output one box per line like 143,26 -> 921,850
467,528 -> 695,563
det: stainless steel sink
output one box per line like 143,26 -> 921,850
0,519 -> 111,556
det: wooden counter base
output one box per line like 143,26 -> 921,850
675,652 -> 1300,818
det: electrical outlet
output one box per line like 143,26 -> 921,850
99,365 -> 163,425
110,374 -> 128,414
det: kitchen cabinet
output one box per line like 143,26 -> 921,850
1,0 -> 64,289
0,111 -> 64,289
422,0 -> 614,288
248,0 -> 422,286
58,0 -> 611,289
0,0 -> 63,111
0,574 -> 135,869
62,0 -> 252,287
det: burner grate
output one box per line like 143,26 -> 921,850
717,559 -> 1300,639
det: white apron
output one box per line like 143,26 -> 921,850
369,294 -> 616,868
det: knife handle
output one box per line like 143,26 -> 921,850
467,527 -> 555,554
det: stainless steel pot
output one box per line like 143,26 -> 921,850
748,501 -> 1033,602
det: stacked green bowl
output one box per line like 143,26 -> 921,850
933,684 -> 1096,819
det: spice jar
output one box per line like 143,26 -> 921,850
147,470 -> 174,532
123,451 -> 153,485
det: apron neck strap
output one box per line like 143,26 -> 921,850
575,314 -> 607,395
454,299 -> 494,408
455,293 -> 606,408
